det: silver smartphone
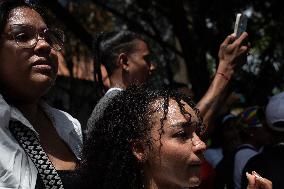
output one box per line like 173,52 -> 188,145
234,13 -> 248,38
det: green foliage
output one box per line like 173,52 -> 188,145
46,0 -> 284,105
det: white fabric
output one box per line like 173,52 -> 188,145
265,91 -> 284,131
0,94 -> 82,189
105,87 -> 123,95
233,144 -> 258,189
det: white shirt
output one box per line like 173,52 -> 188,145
0,94 -> 83,189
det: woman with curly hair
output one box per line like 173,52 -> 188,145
83,85 -> 207,189
83,85 -> 272,189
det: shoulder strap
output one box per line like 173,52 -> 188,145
9,121 -> 64,189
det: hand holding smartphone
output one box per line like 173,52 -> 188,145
234,13 -> 247,38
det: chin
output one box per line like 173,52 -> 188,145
31,76 -> 56,94
35,73 -> 56,84
188,176 -> 202,188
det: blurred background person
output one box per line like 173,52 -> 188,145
241,92 -> 284,189
234,106 -> 270,189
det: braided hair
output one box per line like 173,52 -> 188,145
93,31 -> 143,94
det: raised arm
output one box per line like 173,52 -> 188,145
197,32 -> 249,138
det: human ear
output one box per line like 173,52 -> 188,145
117,53 -> 129,72
131,140 -> 148,162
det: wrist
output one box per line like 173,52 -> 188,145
216,72 -> 230,81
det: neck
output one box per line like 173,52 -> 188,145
144,179 -> 182,189
144,169 -> 181,189
14,100 -> 41,126
109,72 -> 127,90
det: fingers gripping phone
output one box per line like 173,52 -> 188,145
234,13 -> 247,38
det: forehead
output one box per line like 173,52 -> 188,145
151,98 -> 198,126
6,7 -> 46,29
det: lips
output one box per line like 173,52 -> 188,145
32,59 -> 57,75
190,159 -> 202,166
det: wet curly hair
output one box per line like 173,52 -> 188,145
81,85 -> 205,189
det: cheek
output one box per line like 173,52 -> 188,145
151,139 -> 191,169
0,44 -> 29,67
149,140 -> 200,186
17,49 -> 31,62
0,47 -> 30,84
133,61 -> 149,80
131,57 -> 148,71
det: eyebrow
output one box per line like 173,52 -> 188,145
171,121 -> 195,129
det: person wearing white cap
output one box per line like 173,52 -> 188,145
241,91 -> 284,189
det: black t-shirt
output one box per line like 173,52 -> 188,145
241,144 -> 284,189
35,170 -> 82,189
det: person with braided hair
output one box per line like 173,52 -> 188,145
87,30 -> 250,138
87,31 -> 153,131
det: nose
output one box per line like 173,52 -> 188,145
34,36 -> 52,55
191,133 -> 206,153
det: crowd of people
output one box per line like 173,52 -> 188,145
0,0 -> 281,189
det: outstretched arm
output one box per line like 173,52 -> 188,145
197,32 -> 249,138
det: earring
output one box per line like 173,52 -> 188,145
124,67 -> 129,73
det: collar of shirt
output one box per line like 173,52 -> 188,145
105,87 -> 123,95
0,94 -> 82,189
8,100 -> 82,159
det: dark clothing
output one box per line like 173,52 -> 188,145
214,145 -> 257,189
241,144 -> 284,189
214,152 -> 235,189
35,170 -> 82,189
86,88 -> 122,133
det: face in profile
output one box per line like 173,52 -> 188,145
0,6 -> 58,101
143,99 -> 206,188
126,39 -> 154,85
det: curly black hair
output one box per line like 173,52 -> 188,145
82,85 -> 205,189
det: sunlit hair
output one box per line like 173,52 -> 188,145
82,85 -> 205,189
0,0 -> 44,37
93,31 -> 143,94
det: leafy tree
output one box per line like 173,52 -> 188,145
42,0 -> 284,117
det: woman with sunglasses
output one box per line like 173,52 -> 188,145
0,1 -> 82,188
